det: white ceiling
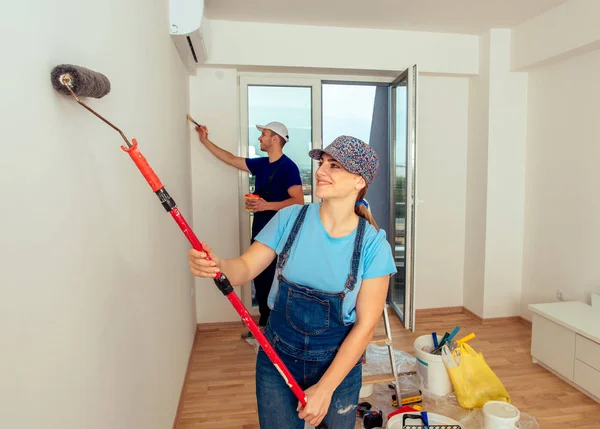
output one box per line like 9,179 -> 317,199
204,0 -> 567,35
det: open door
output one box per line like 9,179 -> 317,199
388,65 -> 418,332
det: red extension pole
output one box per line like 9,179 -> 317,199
120,139 -> 324,425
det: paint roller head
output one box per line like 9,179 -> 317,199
50,64 -> 111,98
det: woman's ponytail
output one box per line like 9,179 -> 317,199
354,188 -> 378,229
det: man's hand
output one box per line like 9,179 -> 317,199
193,124 -> 250,172
245,197 -> 271,212
195,125 -> 210,145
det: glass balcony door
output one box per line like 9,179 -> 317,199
388,65 -> 418,331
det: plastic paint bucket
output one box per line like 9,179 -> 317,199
483,401 -> 520,429
413,335 -> 453,396
359,370 -> 373,398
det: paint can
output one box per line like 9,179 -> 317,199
483,401 -> 520,429
413,335 -> 453,396
359,370 -> 373,398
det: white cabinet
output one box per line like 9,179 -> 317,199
531,314 -> 575,381
574,359 -> 600,399
528,297 -> 600,404
575,334 -> 600,372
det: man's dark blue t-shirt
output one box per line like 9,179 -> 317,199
246,154 -> 302,239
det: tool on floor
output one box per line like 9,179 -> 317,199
388,384 -> 422,407
445,332 -> 476,355
391,391 -> 422,407
437,332 -> 476,359
434,332 -> 449,351
445,326 -> 460,343
186,114 -> 201,127
356,402 -> 373,418
50,63 -> 328,429
363,410 -> 383,429
455,332 -> 475,346
431,326 -> 460,355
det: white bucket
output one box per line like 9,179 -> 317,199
359,370 -> 373,398
483,401 -> 520,429
413,335 -> 453,396
387,411 -> 462,429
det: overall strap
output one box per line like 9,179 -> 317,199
342,217 -> 367,294
276,205 -> 309,272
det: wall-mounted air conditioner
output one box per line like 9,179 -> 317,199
170,0 -> 207,71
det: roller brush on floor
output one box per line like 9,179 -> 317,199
50,64 -> 327,429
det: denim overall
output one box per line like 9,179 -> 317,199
256,205 -> 366,429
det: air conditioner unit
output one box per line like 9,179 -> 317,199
170,0 -> 207,70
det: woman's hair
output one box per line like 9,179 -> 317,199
355,187 -> 378,229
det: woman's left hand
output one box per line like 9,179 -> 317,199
296,383 -> 333,427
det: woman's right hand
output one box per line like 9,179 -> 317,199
188,242 -> 221,278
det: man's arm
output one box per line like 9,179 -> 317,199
195,126 -> 249,173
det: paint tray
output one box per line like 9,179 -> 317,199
387,411 -> 462,429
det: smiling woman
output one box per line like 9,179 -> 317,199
188,135 -> 396,429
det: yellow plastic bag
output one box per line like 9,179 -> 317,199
446,343 -> 510,409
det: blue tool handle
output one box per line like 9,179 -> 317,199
421,411 -> 429,426
432,332 -> 439,349
446,326 -> 460,343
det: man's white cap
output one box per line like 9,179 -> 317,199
256,122 -> 290,142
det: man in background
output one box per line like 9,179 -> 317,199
195,121 -> 304,339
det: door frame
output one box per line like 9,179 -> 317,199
237,71 -> 417,321
238,75 -> 322,312
388,65 -> 418,332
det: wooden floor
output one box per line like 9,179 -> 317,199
175,311 -> 600,429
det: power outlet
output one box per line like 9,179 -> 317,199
557,289 -> 564,301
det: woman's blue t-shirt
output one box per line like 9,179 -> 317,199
255,203 -> 397,323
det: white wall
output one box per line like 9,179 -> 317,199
521,48 -> 600,318
463,33 -> 491,318
482,30 -> 528,318
189,68 -> 243,323
462,30 -> 528,319
415,75 -> 470,309
511,0 -> 600,71
0,1 -> 196,428
203,19 -> 479,75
